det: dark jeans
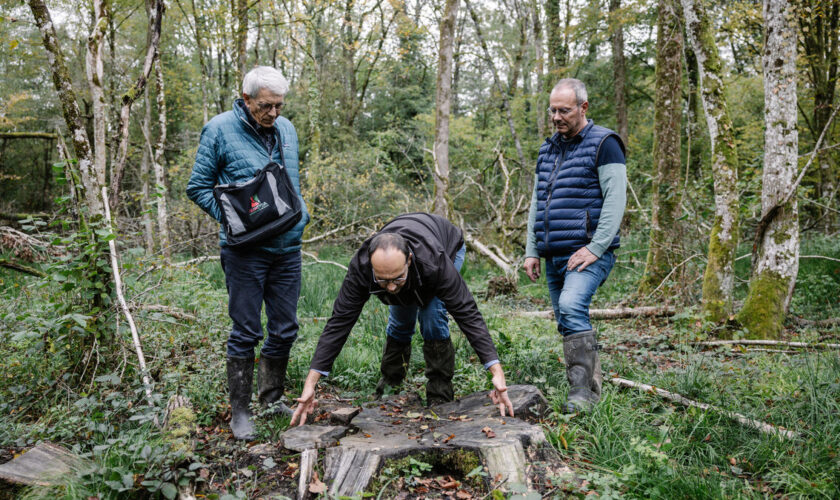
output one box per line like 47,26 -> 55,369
386,245 -> 466,342
220,246 -> 301,358
545,249 -> 616,336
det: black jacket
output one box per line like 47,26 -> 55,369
309,213 -> 500,373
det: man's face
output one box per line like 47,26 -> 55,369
371,247 -> 411,294
243,88 -> 285,128
549,87 -> 588,138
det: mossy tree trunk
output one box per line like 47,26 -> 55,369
153,56 -> 171,261
681,0 -> 740,323
609,0 -> 629,145
737,0 -> 800,339
637,0 -> 685,296
531,0 -> 547,138
433,0 -> 459,217
85,0 -> 109,204
140,85 -> 155,254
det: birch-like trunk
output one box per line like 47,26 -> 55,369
233,0 -> 248,90
27,0 -> 102,217
140,86 -> 154,254
86,0 -> 108,194
153,56 -> 171,260
609,0 -> 628,144
638,0 -> 684,295
432,0 -> 460,217
737,0 -> 799,339
681,0 -> 740,322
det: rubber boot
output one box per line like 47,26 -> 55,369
375,336 -> 412,396
423,338 -> 455,406
561,330 -> 601,413
226,356 -> 256,440
258,355 -> 293,417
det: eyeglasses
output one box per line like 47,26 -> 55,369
547,105 -> 578,116
373,263 -> 409,287
256,101 -> 285,113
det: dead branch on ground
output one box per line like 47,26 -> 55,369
517,306 -> 676,320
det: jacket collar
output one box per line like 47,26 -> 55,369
546,119 -> 595,149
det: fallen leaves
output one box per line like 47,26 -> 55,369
309,472 -> 327,494
481,426 -> 496,438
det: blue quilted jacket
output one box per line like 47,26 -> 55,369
186,100 -> 310,254
534,120 -> 622,256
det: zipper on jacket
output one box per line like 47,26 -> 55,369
238,115 -> 276,160
543,145 -> 567,248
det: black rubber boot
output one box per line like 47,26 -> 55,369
226,356 -> 256,440
561,330 -> 602,414
423,338 -> 455,406
258,355 -> 293,417
375,336 -> 412,396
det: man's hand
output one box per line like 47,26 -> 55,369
566,246 -> 598,272
524,257 -> 541,282
488,364 -> 514,417
290,370 -> 322,427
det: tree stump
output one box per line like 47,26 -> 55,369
279,384 -> 569,497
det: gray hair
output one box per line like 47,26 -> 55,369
552,78 -> 588,105
242,66 -> 290,97
368,232 -> 410,259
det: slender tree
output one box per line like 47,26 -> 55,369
531,0 -> 547,138
153,56 -> 171,260
638,0 -> 684,295
433,0 -> 460,217
682,0 -> 740,322
609,0 -> 628,144
737,0 -> 800,339
140,86 -> 155,254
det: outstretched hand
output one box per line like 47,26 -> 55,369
290,370 -> 323,427
488,364 -> 514,417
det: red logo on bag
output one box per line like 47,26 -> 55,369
249,194 -> 268,215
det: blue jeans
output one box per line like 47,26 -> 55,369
220,247 -> 301,358
545,249 -> 616,336
386,245 -> 466,342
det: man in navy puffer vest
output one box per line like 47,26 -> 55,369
187,66 -> 310,440
523,79 -> 627,413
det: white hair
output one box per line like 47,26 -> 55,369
553,78 -> 588,105
242,66 -> 289,97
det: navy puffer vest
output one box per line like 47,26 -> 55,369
534,120 -> 624,257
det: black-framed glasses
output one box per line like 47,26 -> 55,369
256,101 -> 285,113
547,105 -> 578,116
372,263 -> 409,287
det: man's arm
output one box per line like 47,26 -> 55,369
186,124 -> 222,221
585,135 -> 627,258
523,175 -> 541,281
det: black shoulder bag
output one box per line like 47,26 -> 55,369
213,161 -> 302,249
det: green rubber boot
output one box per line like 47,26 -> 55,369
226,356 -> 256,440
561,330 -> 602,414
423,338 -> 455,406
375,336 -> 412,396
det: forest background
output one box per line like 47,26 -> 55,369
1,0 -> 839,498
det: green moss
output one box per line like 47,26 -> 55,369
164,406 -> 196,452
702,215 -> 739,324
736,271 -> 789,339
368,449 -> 484,494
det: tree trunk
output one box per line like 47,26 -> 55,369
737,0 -> 800,339
798,0 -> 839,229
609,0 -> 628,144
153,56 -> 171,261
681,0 -> 740,323
27,0 -> 102,217
638,0 -> 684,295
531,0 -> 546,138
86,0 -> 108,199
544,0 -> 566,81
233,0 -> 248,91
140,86 -> 154,254
432,0 -> 460,217
108,0 -> 165,209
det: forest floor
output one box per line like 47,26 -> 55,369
1,234 -> 839,499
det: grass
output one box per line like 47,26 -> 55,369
0,232 -> 838,498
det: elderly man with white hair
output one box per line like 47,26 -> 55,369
187,66 -> 310,440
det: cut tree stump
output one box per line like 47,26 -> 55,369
0,442 -> 88,486
278,384 -> 569,497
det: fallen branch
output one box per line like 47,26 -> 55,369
102,187 -> 158,426
792,316 -> 840,328
609,376 -> 798,440
173,255 -> 220,267
462,231 -> 512,274
302,214 -> 387,244
136,304 -> 198,321
302,250 -> 348,271
0,258 -> 46,277
691,339 -> 840,350
517,306 -> 676,320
